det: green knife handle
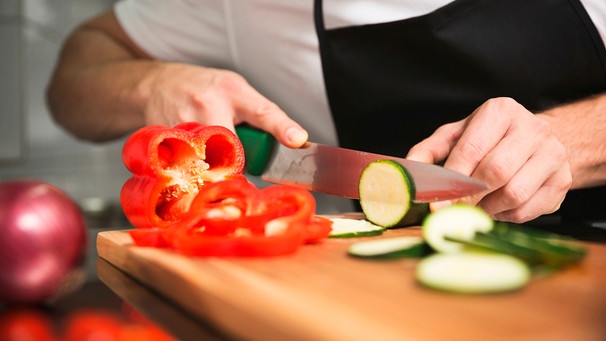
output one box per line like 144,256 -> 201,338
235,125 -> 276,176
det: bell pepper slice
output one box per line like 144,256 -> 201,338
162,179 -> 331,257
176,178 -> 257,236
128,228 -> 170,248
120,122 -> 245,228
304,216 -> 334,243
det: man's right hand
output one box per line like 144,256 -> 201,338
138,63 -> 308,148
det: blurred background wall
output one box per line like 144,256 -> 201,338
0,0 -> 130,227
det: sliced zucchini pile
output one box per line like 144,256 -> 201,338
350,159 -> 587,294
417,203 -> 587,294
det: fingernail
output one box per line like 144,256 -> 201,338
406,151 -> 432,163
429,200 -> 453,213
286,127 -> 308,146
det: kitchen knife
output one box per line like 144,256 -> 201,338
235,125 -> 487,203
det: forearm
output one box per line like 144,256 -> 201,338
47,12 -> 154,142
539,93 -> 606,189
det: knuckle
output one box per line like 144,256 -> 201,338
456,138 -> 485,165
501,183 -> 530,208
559,170 -> 573,191
247,102 -> 282,125
212,71 -> 249,96
434,121 -> 459,135
217,70 -> 245,87
483,97 -> 519,113
551,173 -> 572,198
532,118 -> 554,141
501,209 -> 534,224
551,141 -> 568,164
253,102 -> 281,118
483,158 -> 513,188
190,92 -> 214,113
534,115 -> 551,131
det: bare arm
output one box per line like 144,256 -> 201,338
47,11 -> 155,141
46,10 -> 308,146
539,93 -> 606,189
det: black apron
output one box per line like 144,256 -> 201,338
314,0 -> 606,221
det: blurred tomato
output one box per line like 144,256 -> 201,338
0,309 -> 56,341
120,324 -> 176,341
63,310 -> 122,341
0,307 -> 175,341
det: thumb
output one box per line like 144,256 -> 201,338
234,86 -> 308,148
406,121 -> 465,164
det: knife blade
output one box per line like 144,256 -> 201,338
235,125 -> 487,203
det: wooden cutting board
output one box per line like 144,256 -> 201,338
97,218 -> 606,341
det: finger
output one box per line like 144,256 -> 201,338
470,113 -> 547,191
478,138 -> 570,222
230,81 -> 308,148
429,200 -> 454,213
181,96 -> 238,132
406,120 -> 465,164
430,104 -> 515,206
491,163 -> 571,223
443,100 -> 516,177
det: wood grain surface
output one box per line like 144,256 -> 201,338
97,221 -> 606,341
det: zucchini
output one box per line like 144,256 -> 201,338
416,252 -> 531,294
444,233 -> 543,263
443,221 -> 587,267
328,218 -> 385,238
422,203 -> 493,253
358,160 -> 429,228
348,236 -> 429,258
480,223 -> 587,267
345,202 -> 588,294
491,222 -> 576,242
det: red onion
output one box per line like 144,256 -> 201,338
0,180 -> 88,304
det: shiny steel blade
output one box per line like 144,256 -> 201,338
262,142 -> 487,203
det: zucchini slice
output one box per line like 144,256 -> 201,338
328,218 -> 385,238
422,203 -> 493,254
416,252 -> 531,294
358,160 -> 429,228
348,236 -> 429,258
478,223 -> 587,267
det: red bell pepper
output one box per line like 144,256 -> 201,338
165,179 -> 331,257
304,216 -> 333,243
128,179 -> 332,257
120,122 -> 246,228
128,228 -> 170,248
122,123 -> 332,257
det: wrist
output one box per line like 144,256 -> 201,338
538,94 -> 606,189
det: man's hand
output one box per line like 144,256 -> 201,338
138,63 -> 308,148
47,10 -> 307,148
407,97 -> 572,223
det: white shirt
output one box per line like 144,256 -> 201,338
115,0 -> 606,142
114,0 -> 606,214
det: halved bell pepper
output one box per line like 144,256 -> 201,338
120,122 -> 246,228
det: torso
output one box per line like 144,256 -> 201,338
115,0 -> 606,218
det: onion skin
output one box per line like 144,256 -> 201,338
0,180 -> 88,304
